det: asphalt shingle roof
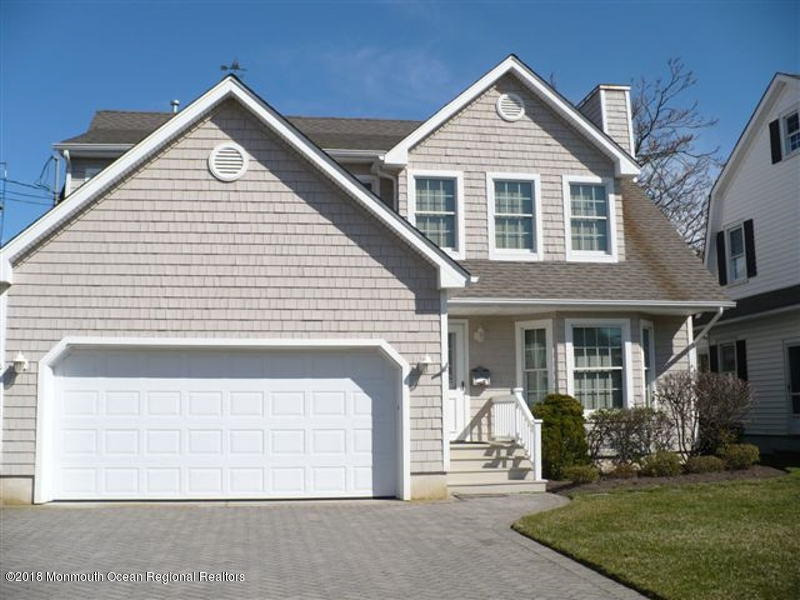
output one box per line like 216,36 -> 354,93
60,110 -> 422,151
453,179 -> 730,303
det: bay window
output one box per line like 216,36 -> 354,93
567,320 -> 631,411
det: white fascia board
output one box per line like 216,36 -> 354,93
383,56 -> 640,177
2,77 -> 468,290
449,297 -> 735,311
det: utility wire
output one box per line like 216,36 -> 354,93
5,196 -> 52,207
1,177 -> 51,192
4,189 -> 52,200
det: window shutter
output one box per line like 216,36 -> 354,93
736,340 -> 748,380
743,219 -> 757,278
709,345 -> 719,373
769,119 -> 782,164
715,231 -> 728,286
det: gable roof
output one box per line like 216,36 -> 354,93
383,54 -> 641,176
450,179 -> 732,312
704,72 -> 799,264
1,76 -> 469,289
57,110 -> 422,152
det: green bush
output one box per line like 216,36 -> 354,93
531,394 -> 589,480
563,464 -> 600,484
639,451 -> 682,477
608,463 -> 639,479
719,443 -> 759,470
684,455 -> 726,474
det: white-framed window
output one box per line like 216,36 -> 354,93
720,341 -> 737,375
562,175 -> 617,262
782,108 -> 800,157
487,173 -> 543,261
356,175 -> 379,194
407,170 -> 465,259
641,320 -> 656,406
726,223 -> 747,283
515,319 -> 553,406
566,319 -> 633,411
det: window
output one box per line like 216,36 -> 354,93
408,171 -> 464,258
84,166 -> 102,182
487,173 -> 542,260
783,110 -> 800,156
567,320 -> 631,411
563,175 -> 617,262
727,224 -> 747,282
720,342 -> 737,375
356,175 -> 378,193
641,322 -> 655,406
515,320 -> 552,406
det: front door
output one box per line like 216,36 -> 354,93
787,342 -> 800,434
446,321 -> 469,441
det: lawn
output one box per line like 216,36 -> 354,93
513,469 -> 800,600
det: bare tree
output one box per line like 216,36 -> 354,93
632,58 -> 721,249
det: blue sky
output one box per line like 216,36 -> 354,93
1,0 -> 797,243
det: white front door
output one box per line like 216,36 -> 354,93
446,321 -> 469,441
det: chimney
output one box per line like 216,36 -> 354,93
577,85 -> 635,157
170,99 -> 180,114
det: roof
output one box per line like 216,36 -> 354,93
383,54 -> 640,176
450,179 -> 731,308
59,110 -> 422,151
694,284 -> 800,326
2,75 -> 469,289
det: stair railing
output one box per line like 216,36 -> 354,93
491,388 -> 543,481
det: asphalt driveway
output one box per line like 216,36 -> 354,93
0,493 -> 643,599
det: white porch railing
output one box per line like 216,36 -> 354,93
491,387 -> 543,481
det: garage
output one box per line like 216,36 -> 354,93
44,343 -> 403,501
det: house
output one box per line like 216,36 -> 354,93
697,73 -> 800,452
0,55 -> 730,504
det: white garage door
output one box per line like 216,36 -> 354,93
51,347 -> 399,500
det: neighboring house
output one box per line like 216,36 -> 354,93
0,55 -> 729,505
698,73 -> 800,452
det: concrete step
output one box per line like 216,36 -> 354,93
449,455 -> 533,472
447,468 -> 533,486
449,480 -> 547,495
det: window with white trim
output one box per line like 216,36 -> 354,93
413,176 -> 458,250
571,326 -> 624,410
516,322 -> 551,406
563,176 -> 616,262
488,173 -> 541,259
727,224 -> 747,282
641,323 -> 655,406
783,110 -> 800,156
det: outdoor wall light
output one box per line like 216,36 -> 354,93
417,354 -> 434,374
474,326 -> 486,343
13,351 -> 29,374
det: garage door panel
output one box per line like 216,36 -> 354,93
51,348 -> 399,499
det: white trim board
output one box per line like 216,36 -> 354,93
33,336 -> 412,504
382,55 -> 640,177
2,76 -> 468,290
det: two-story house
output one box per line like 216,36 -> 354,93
699,73 -> 800,453
0,55 -> 729,504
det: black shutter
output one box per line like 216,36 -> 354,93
709,345 -> 719,373
736,340 -> 748,381
769,119 -> 782,164
743,219 -> 757,278
715,231 -> 728,286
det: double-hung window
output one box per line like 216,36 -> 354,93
515,320 -> 552,406
563,176 -> 617,262
783,110 -> 800,156
487,174 -> 542,260
567,320 -> 630,411
727,224 -> 747,282
720,342 -> 737,375
408,171 -> 464,258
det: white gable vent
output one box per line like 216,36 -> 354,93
496,92 -> 526,122
208,143 -> 248,181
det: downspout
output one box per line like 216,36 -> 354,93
61,149 -> 72,197
664,306 -> 725,371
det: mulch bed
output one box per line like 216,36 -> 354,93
547,465 -> 787,495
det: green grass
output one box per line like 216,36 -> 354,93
513,469 -> 800,600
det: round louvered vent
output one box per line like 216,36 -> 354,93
208,143 -> 248,181
496,93 -> 526,121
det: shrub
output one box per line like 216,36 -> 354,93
563,464 -> 600,484
654,370 -> 696,456
587,407 -> 673,465
684,455 -> 726,474
695,374 -> 752,455
608,463 -> 639,479
719,443 -> 759,470
639,451 -> 682,477
531,394 -> 589,480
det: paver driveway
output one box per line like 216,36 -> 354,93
0,493 -> 643,599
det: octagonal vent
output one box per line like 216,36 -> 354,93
208,143 -> 248,181
496,93 -> 526,122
